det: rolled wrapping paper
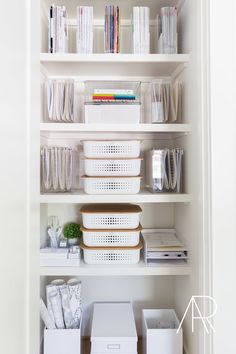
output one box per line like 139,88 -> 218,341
49,290 -> 65,329
59,285 -> 74,329
51,279 -> 66,289
40,298 -> 56,329
46,284 -> 57,323
67,278 -> 82,328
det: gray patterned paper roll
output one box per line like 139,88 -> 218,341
40,298 -> 56,329
46,284 -> 57,323
67,278 -> 82,328
49,290 -> 65,329
59,285 -> 74,329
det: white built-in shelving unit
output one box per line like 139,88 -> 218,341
30,1 -> 208,354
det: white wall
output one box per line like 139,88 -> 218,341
210,0 -> 236,353
0,1 -> 28,354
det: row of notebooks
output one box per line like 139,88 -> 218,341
143,230 -> 188,266
133,7 -> 150,54
48,5 -> 68,53
76,6 -> 93,54
104,5 -> 120,53
48,5 -> 178,54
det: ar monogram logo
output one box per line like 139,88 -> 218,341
177,296 -> 217,334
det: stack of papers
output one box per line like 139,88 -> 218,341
104,6 -> 120,53
92,89 -> 136,102
48,5 -> 68,53
76,6 -> 93,54
151,79 -> 182,123
46,79 -> 74,122
133,7 -> 150,54
157,7 -> 178,54
143,230 -> 188,266
146,148 -> 184,193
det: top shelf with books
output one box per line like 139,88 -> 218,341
41,1 -> 186,57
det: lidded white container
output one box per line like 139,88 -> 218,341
84,158 -> 142,176
80,204 -> 142,229
91,302 -> 138,354
83,140 -> 141,158
82,176 -> 141,195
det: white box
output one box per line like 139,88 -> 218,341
40,248 -> 80,267
91,302 -> 138,354
85,104 -> 141,124
142,309 -> 183,354
44,328 -> 81,354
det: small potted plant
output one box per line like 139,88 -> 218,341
63,222 -> 82,246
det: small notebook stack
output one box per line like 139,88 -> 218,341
48,5 -> 68,53
132,7 -> 150,54
104,6 -> 120,53
157,7 -> 178,54
143,230 -> 188,266
76,6 -> 93,53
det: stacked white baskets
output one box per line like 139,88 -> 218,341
80,204 -> 143,264
82,140 -> 142,194
81,140 -> 143,264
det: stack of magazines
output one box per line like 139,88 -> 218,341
132,7 -> 150,54
157,7 -> 178,54
143,230 -> 188,266
48,5 -> 68,53
104,6 -> 120,53
76,6 -> 93,54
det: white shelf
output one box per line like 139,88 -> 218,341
40,53 -> 190,63
40,190 -> 191,204
40,123 -> 190,134
40,260 -> 191,276
40,53 -> 189,76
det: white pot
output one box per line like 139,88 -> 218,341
67,238 -> 78,246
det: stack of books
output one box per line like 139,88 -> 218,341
76,6 -> 93,54
157,7 -> 178,54
104,6 -> 120,53
143,230 -> 188,266
132,7 -> 150,54
48,5 -> 68,53
92,89 -> 136,102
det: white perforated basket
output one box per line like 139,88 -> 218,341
80,204 -> 142,229
83,176 -> 141,194
83,140 -> 140,158
81,243 -> 142,265
84,158 -> 142,176
81,225 -> 142,247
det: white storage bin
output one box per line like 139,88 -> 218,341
40,248 -> 80,267
81,243 -> 142,265
81,204 -> 142,229
81,224 -> 142,247
84,158 -> 142,176
142,309 -> 183,354
44,327 -> 81,354
85,103 -> 141,124
91,302 -> 138,354
82,176 -> 141,195
83,140 -> 140,158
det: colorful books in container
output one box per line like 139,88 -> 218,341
76,6 -> 93,54
132,7 -> 150,54
48,5 -> 68,53
92,89 -> 136,102
104,6 -> 120,53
